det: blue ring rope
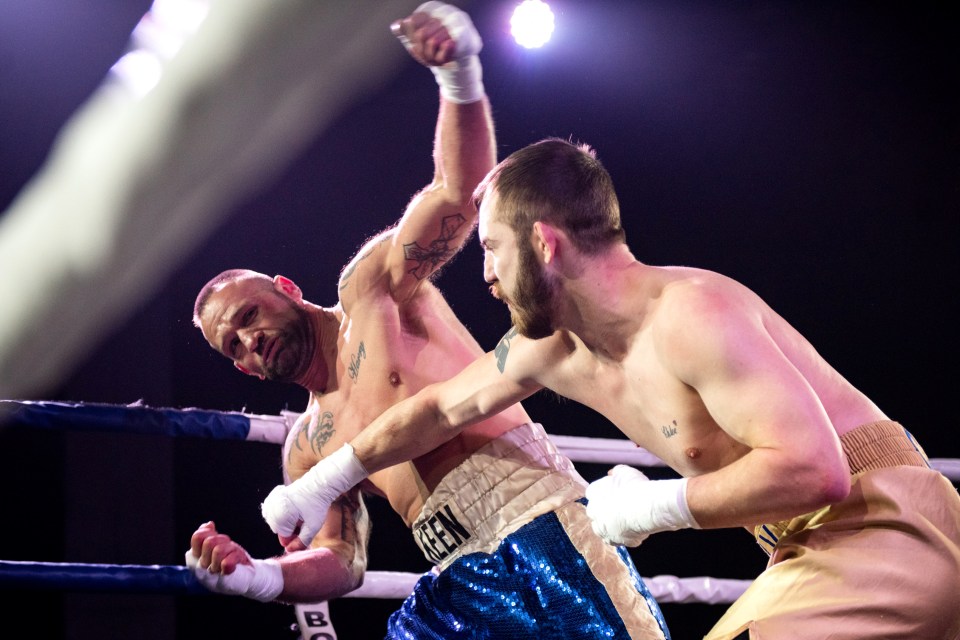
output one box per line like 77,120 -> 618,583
0,560 -> 209,595
0,399 -> 252,440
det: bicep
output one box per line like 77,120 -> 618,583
426,353 -> 537,429
665,310 -> 830,450
384,187 -> 478,300
433,335 -> 547,428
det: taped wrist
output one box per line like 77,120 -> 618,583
245,558 -> 284,602
399,1 -> 485,104
633,477 -> 701,534
185,551 -> 284,602
431,56 -> 484,104
261,443 -> 368,543
303,442 -> 369,495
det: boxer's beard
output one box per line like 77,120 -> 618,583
265,304 -> 314,383
508,240 -> 558,339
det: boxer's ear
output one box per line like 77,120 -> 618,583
274,275 -> 303,302
532,221 -> 559,264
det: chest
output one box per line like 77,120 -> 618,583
550,342 -> 735,475
284,296 -> 479,477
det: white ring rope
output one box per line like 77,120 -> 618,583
1,399 -> 956,607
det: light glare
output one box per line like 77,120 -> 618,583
511,0 -> 555,49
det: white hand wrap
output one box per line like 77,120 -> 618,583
260,443 -> 368,547
185,550 -> 283,603
398,1 -> 485,104
585,465 -> 700,547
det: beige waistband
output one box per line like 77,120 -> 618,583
754,420 -> 929,555
411,422 -> 587,570
840,420 -> 929,474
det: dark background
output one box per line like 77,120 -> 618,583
1,1 -> 956,638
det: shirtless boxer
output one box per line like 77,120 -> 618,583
264,137 -> 960,639
187,9 -> 670,639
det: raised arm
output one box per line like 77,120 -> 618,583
262,329 -> 554,548
338,2 -> 495,305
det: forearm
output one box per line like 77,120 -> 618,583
685,447 -> 851,529
350,387 -> 464,474
349,352 -> 530,473
433,96 -> 495,206
586,445 -> 851,547
276,547 -> 364,603
407,1 -> 495,205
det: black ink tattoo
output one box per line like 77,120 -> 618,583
403,214 -> 466,280
287,416 -> 311,465
312,411 -> 335,454
661,420 -> 678,438
494,327 -> 519,373
335,493 -> 361,543
348,341 -> 367,381
287,410 -> 336,462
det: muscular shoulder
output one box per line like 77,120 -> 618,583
493,327 -> 574,382
283,398 -> 339,481
337,229 -> 395,311
653,268 -> 758,327
651,268 -> 766,380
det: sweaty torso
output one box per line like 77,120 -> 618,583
539,266 -> 886,478
284,282 -> 527,525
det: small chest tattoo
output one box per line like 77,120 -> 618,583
661,420 -> 679,438
348,341 -> 367,381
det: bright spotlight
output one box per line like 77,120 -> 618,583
510,0 -> 555,49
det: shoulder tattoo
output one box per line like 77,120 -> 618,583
403,214 -> 466,280
287,410 -> 337,465
494,327 -> 519,373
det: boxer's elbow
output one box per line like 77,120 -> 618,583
794,453 -> 851,510
817,462 -> 852,505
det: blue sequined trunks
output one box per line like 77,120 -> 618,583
385,423 -> 670,639
386,505 -> 669,639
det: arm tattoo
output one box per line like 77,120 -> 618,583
494,327 -> 519,373
334,494 -> 360,543
403,214 -> 466,280
348,341 -> 366,381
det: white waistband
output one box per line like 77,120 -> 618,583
411,422 -> 587,570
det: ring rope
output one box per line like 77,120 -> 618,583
0,561 -> 749,605
1,399 -> 956,607
2,399 -> 958,480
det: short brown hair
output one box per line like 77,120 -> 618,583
475,137 -> 625,254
